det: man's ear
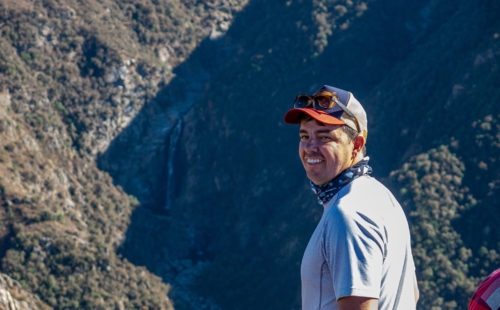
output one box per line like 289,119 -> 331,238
353,135 -> 365,153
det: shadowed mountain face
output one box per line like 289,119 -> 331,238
99,0 -> 500,309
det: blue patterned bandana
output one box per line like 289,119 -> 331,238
310,157 -> 373,205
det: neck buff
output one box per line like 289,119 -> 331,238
310,157 -> 373,205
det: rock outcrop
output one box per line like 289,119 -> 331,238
0,273 -> 50,310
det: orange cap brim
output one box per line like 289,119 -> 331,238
283,108 -> 346,125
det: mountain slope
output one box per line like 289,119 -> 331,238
0,0 -> 247,308
1,0 -> 498,309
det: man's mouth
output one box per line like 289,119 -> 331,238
306,158 -> 324,164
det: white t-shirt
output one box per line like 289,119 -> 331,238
301,176 -> 418,310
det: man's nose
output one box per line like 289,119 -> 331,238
302,137 -> 319,152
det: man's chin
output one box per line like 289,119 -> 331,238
307,171 -> 340,185
308,176 -> 328,186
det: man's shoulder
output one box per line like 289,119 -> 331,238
323,177 -> 393,242
342,175 -> 392,198
332,176 -> 400,216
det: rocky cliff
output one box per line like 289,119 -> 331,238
0,273 -> 50,310
1,0 -> 247,308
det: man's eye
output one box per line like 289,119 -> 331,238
300,135 -> 308,141
320,136 -> 331,141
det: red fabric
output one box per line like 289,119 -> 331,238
470,269 -> 500,310
284,108 -> 346,125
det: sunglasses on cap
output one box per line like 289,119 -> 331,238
293,91 -> 361,133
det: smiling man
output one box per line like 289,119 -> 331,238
284,85 -> 419,310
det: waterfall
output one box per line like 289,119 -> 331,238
165,120 -> 182,210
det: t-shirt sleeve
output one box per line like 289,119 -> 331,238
322,206 -> 385,300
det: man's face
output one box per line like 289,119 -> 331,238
299,119 -> 355,185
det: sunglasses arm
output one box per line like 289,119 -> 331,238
331,97 -> 361,133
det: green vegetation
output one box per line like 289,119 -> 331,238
388,117 -> 500,308
2,224 -> 170,309
0,0 -> 255,307
390,146 -> 477,308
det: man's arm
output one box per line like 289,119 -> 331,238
337,296 -> 378,310
414,275 -> 419,303
325,206 -> 384,310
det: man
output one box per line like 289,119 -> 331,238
284,85 -> 419,310
469,268 -> 500,310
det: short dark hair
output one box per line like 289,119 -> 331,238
341,125 -> 358,141
342,125 -> 367,156
298,114 -> 320,125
